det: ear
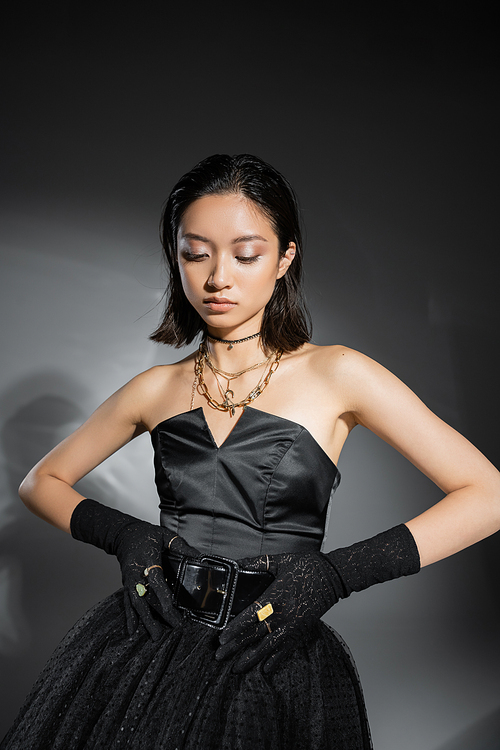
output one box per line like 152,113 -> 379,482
277,243 -> 296,279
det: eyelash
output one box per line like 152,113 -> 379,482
183,253 -> 259,264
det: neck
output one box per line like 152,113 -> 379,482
207,331 -> 261,349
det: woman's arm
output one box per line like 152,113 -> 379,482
18,364 -> 200,640
335,347 -> 500,567
18,367 -> 165,533
217,345 -> 500,670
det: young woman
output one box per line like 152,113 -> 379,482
2,154 -> 499,750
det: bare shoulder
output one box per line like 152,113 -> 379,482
293,343 -> 375,384
310,344 -> 394,379
306,343 -> 432,429
131,358 -> 191,395
99,355 -> 191,426
295,343 -> 406,414
302,343 -> 376,369
269,344 -> 375,459
277,342 -> 368,414
128,354 -> 197,430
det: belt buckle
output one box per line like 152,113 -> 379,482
176,555 -> 239,630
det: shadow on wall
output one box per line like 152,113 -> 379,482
448,318 -> 500,610
432,317 -> 500,750
435,706 -> 500,750
0,372 -> 119,737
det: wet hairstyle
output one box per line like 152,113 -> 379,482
150,153 -> 312,353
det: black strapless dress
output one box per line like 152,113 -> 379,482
1,408 -> 372,750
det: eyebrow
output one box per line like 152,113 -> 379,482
181,233 -> 268,244
232,234 -> 268,244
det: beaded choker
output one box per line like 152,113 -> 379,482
206,332 -> 261,350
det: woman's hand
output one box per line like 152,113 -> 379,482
215,551 -> 341,674
71,498 -> 198,640
115,522 -> 199,640
216,525 -> 420,673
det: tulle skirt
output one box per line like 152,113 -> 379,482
1,589 -> 372,750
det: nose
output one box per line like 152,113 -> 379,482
206,255 -> 232,290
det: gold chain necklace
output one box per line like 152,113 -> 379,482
206,352 -> 272,411
209,362 -> 265,409
205,350 -> 271,379
192,343 -> 282,417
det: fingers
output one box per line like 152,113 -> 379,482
262,640 -> 294,674
263,622 -> 312,673
180,543 -> 201,557
147,589 -> 182,627
131,592 -> 165,641
215,621 -> 263,661
167,533 -> 199,558
236,555 -> 268,572
231,626 -> 302,674
232,630 -> 283,673
219,601 -> 263,647
124,564 -> 181,638
146,568 -> 182,628
123,589 -> 138,636
216,597 -> 275,662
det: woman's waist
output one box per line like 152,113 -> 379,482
160,510 -> 325,560
164,551 -> 275,630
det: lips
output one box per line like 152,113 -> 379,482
203,296 -> 237,312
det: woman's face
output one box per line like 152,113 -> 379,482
177,193 -> 295,335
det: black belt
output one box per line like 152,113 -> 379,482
165,554 -> 274,630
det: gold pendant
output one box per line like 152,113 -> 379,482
222,389 -> 235,416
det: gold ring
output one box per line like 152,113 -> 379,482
168,535 -> 179,550
144,565 -> 163,576
135,583 -> 147,597
256,602 -> 274,622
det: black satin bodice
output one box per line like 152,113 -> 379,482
151,406 -> 340,560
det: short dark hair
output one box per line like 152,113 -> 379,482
150,154 -> 312,353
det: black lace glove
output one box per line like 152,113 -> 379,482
70,498 -> 199,640
216,524 -> 420,673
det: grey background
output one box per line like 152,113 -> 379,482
1,4 -> 499,748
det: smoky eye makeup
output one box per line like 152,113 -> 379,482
232,238 -> 269,263
236,255 -> 260,263
179,250 -> 207,264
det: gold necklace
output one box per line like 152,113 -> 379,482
193,344 -> 282,417
205,349 -> 271,379
206,354 -> 272,412
201,339 -> 271,381
209,363 -> 266,410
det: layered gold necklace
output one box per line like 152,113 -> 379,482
192,339 -> 282,417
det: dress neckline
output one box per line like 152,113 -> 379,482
151,406 -> 338,473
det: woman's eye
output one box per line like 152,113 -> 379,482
184,252 -> 207,262
236,256 -> 259,264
